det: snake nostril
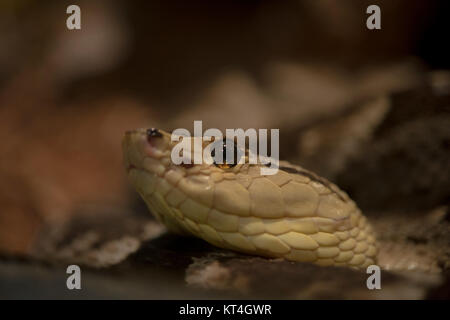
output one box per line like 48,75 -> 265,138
146,128 -> 162,140
125,130 -> 138,135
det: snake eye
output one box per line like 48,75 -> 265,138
146,128 -> 162,139
211,139 -> 241,169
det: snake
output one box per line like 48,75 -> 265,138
123,128 -> 378,269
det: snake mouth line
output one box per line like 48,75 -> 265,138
126,162 -> 163,176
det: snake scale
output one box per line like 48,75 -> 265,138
123,128 -> 378,268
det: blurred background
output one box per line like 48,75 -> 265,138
0,0 -> 449,299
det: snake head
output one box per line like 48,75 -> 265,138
122,127 -> 255,235
123,127 -> 378,268
123,127 -> 250,175
122,127 -> 266,232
